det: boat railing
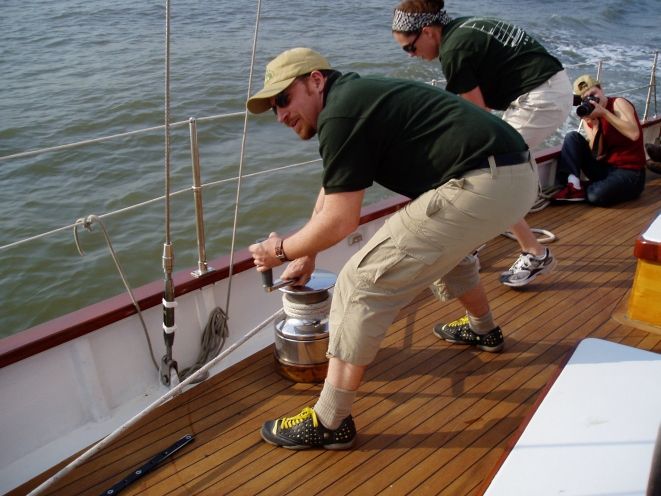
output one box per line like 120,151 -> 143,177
584,54 -> 658,122
2,54 -> 658,262
0,112 -> 323,270
0,54 -> 659,344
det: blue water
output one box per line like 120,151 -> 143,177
1,0 -> 659,337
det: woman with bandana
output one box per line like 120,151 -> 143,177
392,0 -> 573,350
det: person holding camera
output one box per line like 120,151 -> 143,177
391,0 -> 573,350
553,74 -> 646,205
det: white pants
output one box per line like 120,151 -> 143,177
502,69 -> 573,150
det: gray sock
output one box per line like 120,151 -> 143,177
467,310 -> 496,335
314,381 -> 357,430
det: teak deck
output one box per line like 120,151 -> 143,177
15,174 -> 661,496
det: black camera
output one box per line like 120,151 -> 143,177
575,95 -> 600,117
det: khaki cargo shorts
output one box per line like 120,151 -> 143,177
327,160 -> 538,365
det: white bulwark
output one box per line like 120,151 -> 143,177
485,338 -> 661,496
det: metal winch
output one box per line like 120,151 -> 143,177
264,269 -> 336,383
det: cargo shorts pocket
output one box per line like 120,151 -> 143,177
351,231 -> 408,290
425,178 -> 465,217
382,180 -> 466,266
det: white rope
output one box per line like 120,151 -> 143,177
26,308 -> 282,496
501,227 -> 557,244
282,294 -> 332,320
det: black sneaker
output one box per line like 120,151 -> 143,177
433,316 -> 504,352
261,407 -> 356,450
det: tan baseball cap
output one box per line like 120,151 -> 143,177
573,74 -> 600,96
246,47 -> 331,114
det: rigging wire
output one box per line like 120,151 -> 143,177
223,0 -> 264,315
160,0 -> 178,387
0,157 -> 321,253
2,54 -> 657,254
0,112 -> 245,163
73,215 -> 160,371
72,214 -> 230,379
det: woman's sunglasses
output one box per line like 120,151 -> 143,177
402,31 -> 422,53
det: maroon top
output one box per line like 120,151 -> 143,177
601,97 -> 646,170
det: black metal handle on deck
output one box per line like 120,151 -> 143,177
100,434 -> 194,495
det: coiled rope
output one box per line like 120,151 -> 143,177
281,294 -> 332,320
73,215 -> 230,380
177,306 -> 229,381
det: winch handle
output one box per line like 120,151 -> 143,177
261,269 -> 294,292
261,268 -> 274,289
256,237 -> 293,292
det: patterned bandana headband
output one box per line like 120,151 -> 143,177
391,9 -> 452,32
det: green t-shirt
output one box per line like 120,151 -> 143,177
318,73 -> 527,199
439,17 -> 564,110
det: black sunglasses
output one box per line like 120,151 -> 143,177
402,31 -> 422,53
271,74 -> 310,115
272,89 -> 291,114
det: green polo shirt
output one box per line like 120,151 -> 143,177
439,17 -> 564,110
317,72 -> 527,199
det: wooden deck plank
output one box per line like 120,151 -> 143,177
354,273 -> 632,494
139,296 -> 452,489
14,175 -> 661,496
203,310 -> 473,494
414,288 -> 641,494
58,357 -> 293,492
237,239 -> 640,492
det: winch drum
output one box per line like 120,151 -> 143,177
272,269 -> 336,383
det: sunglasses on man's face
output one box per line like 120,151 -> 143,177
402,31 -> 422,53
271,75 -> 311,115
271,89 -> 291,115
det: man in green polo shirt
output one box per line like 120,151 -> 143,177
247,47 -> 537,449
